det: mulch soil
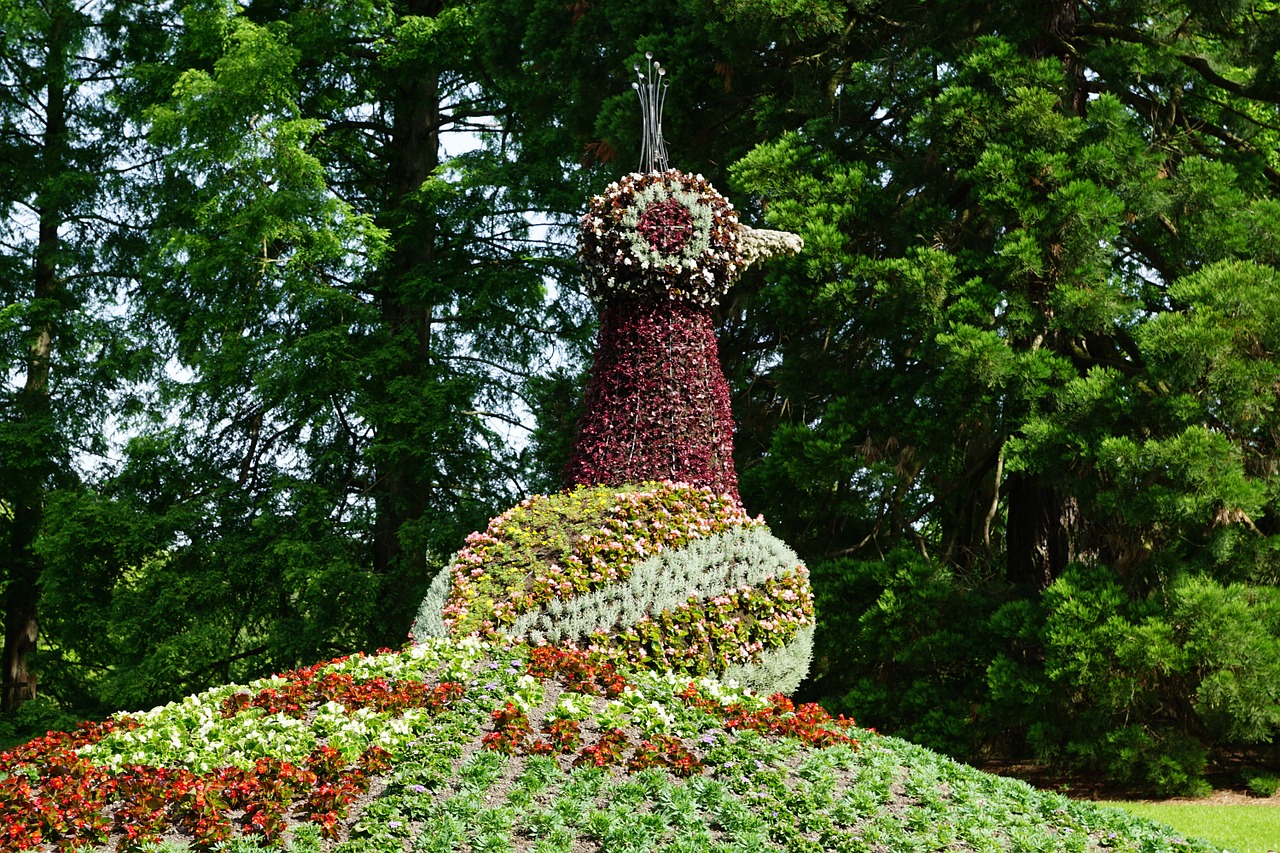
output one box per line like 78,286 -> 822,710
972,759 -> 1280,805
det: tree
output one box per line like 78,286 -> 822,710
723,0 -> 1280,782
478,0 -> 1280,785
0,0 -> 160,712
30,0 -> 573,711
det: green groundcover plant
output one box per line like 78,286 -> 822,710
0,637 -> 1232,852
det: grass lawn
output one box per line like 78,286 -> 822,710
1100,801 -> 1280,853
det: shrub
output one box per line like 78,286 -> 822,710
1244,770 -> 1279,798
806,551 -> 1280,794
806,550 -> 1003,758
989,564 -> 1280,795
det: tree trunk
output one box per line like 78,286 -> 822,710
3,500 -> 43,713
2,4 -> 69,713
370,0 -> 443,582
1004,472 -> 1078,589
3,201 -> 58,715
2,237 -> 54,711
1002,0 -> 1086,591
1029,0 -> 1086,117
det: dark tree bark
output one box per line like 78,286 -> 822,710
2,4 -> 70,712
1028,0 -> 1087,117
2,225 -> 56,712
1004,472 -> 1078,590
370,0 -> 443,583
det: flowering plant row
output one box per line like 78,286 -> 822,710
522,646 -> 858,742
675,683 -> 858,749
482,646 -> 854,779
0,729 -> 392,850
438,482 -> 759,635
0,639 -> 862,851
218,667 -> 465,720
579,170 -> 743,307
604,568 -> 813,674
78,641 -> 488,774
524,644 -> 629,698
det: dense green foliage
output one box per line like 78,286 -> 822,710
4,0 -> 577,722
3,0 -> 1280,792
481,0 -> 1280,789
811,553 -> 1280,795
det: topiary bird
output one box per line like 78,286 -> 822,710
413,56 -> 811,695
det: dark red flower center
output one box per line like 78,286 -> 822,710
636,198 -> 694,255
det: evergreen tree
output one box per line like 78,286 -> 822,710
0,0 -> 162,712
33,0 -> 574,712
480,0 -> 1280,785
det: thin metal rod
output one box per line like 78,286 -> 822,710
632,52 -> 669,173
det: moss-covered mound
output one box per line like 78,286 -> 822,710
0,639 -> 1228,852
411,482 -> 814,695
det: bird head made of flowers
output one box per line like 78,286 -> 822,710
578,55 -> 800,308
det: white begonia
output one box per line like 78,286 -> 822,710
550,690 -> 596,721
512,673 -> 544,712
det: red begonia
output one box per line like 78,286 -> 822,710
565,298 -> 739,500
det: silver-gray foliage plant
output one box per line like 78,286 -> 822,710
411,526 -> 812,695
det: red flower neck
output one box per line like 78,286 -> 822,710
565,297 -> 739,501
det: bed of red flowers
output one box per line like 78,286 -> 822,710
0,716 -> 396,850
490,647 -> 858,778
0,644 -> 857,852
0,651 -> 461,852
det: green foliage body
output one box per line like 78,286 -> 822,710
812,551 -> 1280,795
413,483 -> 815,695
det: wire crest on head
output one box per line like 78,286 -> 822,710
633,53 -> 669,174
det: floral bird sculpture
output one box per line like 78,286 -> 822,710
414,57 -> 813,695
566,55 -> 802,501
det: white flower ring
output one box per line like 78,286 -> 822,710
579,169 -> 743,307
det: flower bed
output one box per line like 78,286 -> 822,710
0,640 -> 857,851
411,482 -> 814,692
0,638 -> 1230,853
